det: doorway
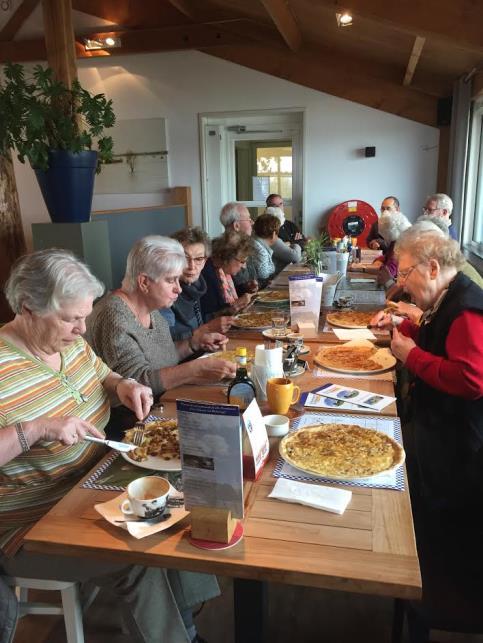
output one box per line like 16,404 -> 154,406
200,110 -> 304,236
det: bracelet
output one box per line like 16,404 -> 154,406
15,422 -> 30,453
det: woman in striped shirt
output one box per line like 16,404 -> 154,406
0,249 -> 219,643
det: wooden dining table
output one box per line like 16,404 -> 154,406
23,267 -> 421,642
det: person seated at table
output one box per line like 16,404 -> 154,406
266,193 -> 306,247
199,230 -> 254,320
386,219 -> 483,323
265,206 -> 302,274
161,227 -> 234,342
367,196 -> 400,252
251,213 -> 281,287
219,201 -> 259,295
370,229 -> 483,527
0,249 -> 219,643
351,211 -> 411,290
420,192 -> 457,240
87,236 -> 236,429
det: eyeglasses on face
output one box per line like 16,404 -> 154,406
422,207 -> 441,215
185,255 -> 206,266
397,263 -> 422,282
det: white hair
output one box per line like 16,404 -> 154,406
395,228 -> 464,269
427,193 -> 453,215
123,236 -> 186,293
415,215 -> 449,235
219,202 -> 246,228
264,206 -> 285,225
5,249 -> 104,315
378,211 -> 411,243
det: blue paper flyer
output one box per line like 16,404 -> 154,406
176,399 -> 244,519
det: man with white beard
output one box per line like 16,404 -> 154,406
419,193 -> 457,240
367,196 -> 400,252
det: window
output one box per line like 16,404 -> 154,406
463,99 -> 483,257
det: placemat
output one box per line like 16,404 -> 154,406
82,453 -> 183,492
336,289 -> 386,305
273,412 -> 404,491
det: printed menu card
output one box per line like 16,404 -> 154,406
176,400 -> 244,519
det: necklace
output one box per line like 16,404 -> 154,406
114,290 -> 152,328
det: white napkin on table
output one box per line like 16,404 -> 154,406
269,478 -> 352,515
332,328 -> 376,341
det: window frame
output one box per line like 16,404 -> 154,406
462,97 -> 483,263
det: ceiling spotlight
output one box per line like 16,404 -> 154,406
336,12 -> 353,27
84,35 -> 121,51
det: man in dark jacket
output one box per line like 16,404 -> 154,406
367,195 -> 400,252
266,193 -> 306,247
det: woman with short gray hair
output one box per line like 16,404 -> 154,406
87,235 -> 236,423
371,230 -> 483,523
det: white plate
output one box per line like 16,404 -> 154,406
121,451 -> 181,472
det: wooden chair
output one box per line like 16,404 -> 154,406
2,576 -> 98,643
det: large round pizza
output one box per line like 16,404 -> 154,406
326,310 -> 380,329
279,423 -> 405,479
314,341 -> 396,374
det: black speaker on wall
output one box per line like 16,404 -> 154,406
365,146 -> 376,158
437,96 -> 452,127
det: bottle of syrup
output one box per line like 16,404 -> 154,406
227,347 -> 256,411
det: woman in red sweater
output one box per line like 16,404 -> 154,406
371,228 -> 483,515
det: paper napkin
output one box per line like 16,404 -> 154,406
332,328 -> 376,340
95,489 -> 189,539
268,478 -> 352,515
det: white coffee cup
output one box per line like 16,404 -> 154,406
322,284 -> 337,307
263,414 -> 290,437
121,476 -> 170,519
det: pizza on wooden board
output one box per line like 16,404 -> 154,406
257,290 -> 289,302
279,423 -> 405,478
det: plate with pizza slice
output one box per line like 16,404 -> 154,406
232,310 -> 278,329
326,309 -> 381,329
279,423 -> 405,480
122,418 -> 181,471
314,339 -> 396,374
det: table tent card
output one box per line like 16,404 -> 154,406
176,400 -> 244,519
288,274 -> 322,331
242,398 -> 270,481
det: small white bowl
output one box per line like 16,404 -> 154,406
263,414 -> 289,437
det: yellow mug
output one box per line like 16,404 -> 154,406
266,377 -> 301,415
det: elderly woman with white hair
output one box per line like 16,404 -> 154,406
87,236 -> 236,418
0,249 -> 217,643
265,206 -> 303,273
371,229 -> 483,520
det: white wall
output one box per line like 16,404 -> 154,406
14,50 -> 439,246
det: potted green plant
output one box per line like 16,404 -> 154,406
0,62 -> 115,223
304,230 -> 332,270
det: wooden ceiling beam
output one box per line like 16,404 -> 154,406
71,0 -> 131,26
166,0 -> 197,21
259,0 -> 302,52
331,0 -> 483,52
42,0 -> 78,86
0,0 -> 40,42
203,42 -> 437,126
403,35 -> 425,87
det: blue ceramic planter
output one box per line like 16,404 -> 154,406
34,150 -> 98,223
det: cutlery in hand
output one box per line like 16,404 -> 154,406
84,435 -> 136,453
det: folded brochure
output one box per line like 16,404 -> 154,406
304,383 -> 395,412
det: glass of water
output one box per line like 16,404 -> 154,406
272,312 -> 289,337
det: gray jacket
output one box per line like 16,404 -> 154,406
272,237 -> 302,274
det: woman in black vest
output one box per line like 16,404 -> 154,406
371,228 -> 483,519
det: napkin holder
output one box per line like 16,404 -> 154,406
190,506 -> 237,543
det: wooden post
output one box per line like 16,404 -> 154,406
0,152 -> 27,322
41,0 -> 77,85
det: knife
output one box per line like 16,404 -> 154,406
84,435 -> 136,453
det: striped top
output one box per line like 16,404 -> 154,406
0,337 -> 111,555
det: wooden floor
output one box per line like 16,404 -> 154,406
13,576 -> 483,643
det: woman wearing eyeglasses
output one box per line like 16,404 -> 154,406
161,227 -> 234,342
371,228 -> 483,522
199,230 -> 253,320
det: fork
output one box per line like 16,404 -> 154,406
131,422 -> 146,447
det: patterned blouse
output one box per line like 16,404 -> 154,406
0,337 -> 111,556
217,267 -> 238,305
